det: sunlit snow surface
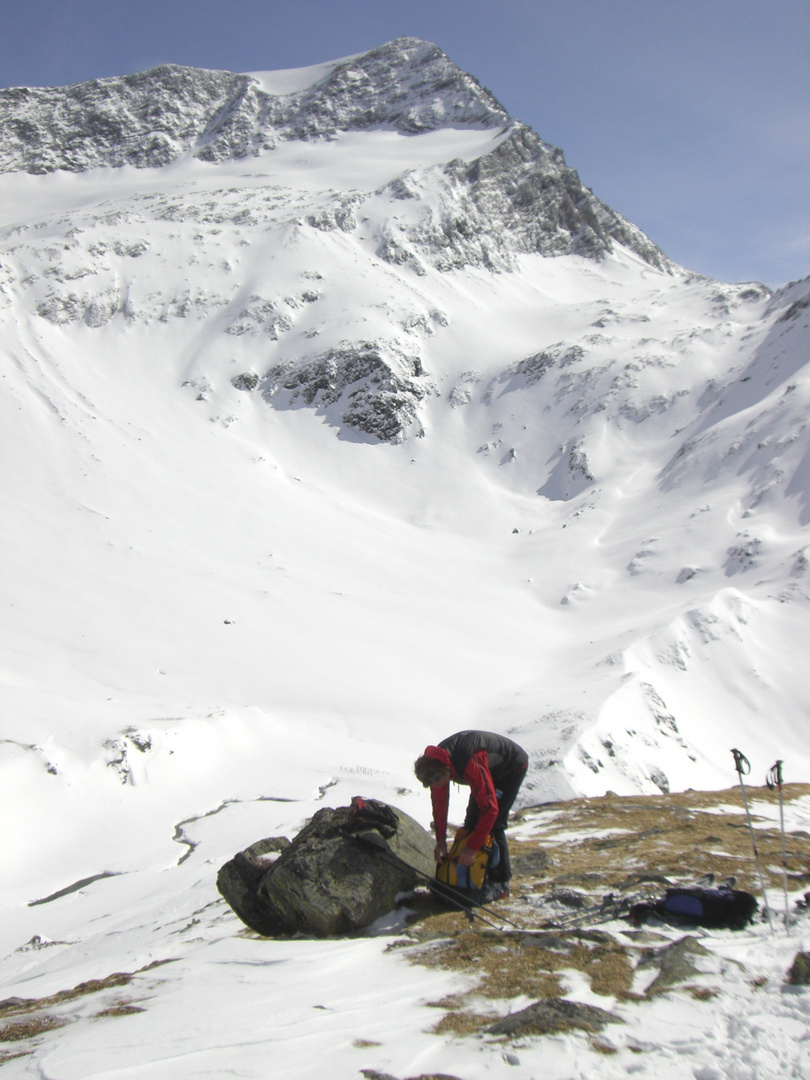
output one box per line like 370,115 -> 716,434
244,55 -> 366,97
1,68 -> 810,1077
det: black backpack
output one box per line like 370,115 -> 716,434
631,885 -> 758,930
343,796 -> 400,839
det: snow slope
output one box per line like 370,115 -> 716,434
1,35 -> 809,1078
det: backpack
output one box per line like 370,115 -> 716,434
433,828 -> 499,907
630,885 -> 758,930
343,796 -> 400,840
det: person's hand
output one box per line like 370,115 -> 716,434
434,841 -> 448,863
456,847 -> 477,867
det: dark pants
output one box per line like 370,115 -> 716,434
463,764 -> 527,883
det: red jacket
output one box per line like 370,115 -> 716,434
424,743 -> 499,852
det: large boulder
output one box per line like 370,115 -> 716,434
217,802 -> 435,937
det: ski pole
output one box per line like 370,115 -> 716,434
766,760 -> 791,931
731,749 -> 775,933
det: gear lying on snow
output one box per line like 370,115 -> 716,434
216,799 -> 434,936
629,882 -> 758,930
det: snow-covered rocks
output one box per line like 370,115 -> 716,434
263,341 -> 433,440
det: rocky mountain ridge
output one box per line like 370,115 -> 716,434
0,38 -> 507,174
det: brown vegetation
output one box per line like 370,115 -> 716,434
400,783 -> 810,1036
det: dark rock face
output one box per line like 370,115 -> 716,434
1,66 -> 245,174
637,935 -> 714,995
632,934 -> 744,996
268,37 -> 508,141
377,124 -> 670,273
214,837 -> 291,937
231,372 -> 260,392
511,850 -> 551,877
217,803 -> 435,937
487,997 -> 623,1037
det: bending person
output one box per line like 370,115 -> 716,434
414,730 -> 528,899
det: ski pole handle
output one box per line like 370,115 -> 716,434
766,760 -> 784,790
731,748 -> 751,776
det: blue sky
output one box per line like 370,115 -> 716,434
1,0 -> 807,286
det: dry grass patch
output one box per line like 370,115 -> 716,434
431,1010 -> 498,1036
413,930 -> 562,1000
361,1072 -> 464,1080
399,785 -> 810,1040
0,972 -> 133,1021
425,992 -> 468,1011
94,1003 -> 147,1017
513,783 -> 810,896
590,1038 -> 620,1055
582,941 -> 636,998
0,1049 -> 32,1065
0,1015 -> 68,1042
0,958 -> 176,1023
406,926 -> 641,1034
685,986 -> 720,1001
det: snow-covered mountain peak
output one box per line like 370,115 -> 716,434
0,36 -> 686,453
0,34 -> 808,884
0,35 -> 670,274
0,38 -> 509,176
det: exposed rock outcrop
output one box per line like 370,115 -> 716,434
487,997 -> 623,1037
263,341 -> 433,442
786,951 -> 810,985
379,125 -> 670,272
214,837 -> 291,936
